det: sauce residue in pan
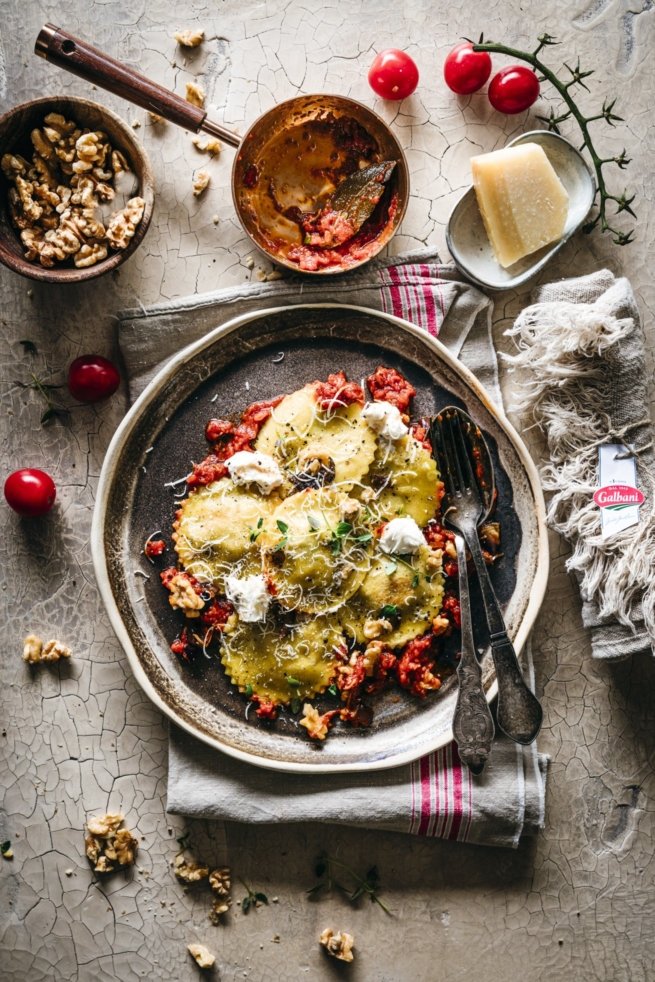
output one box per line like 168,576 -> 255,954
238,114 -> 399,272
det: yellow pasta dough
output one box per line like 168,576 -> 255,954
255,384 -> 377,486
259,486 -> 373,613
173,478 -> 275,586
220,617 -> 345,703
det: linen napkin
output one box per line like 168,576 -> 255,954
118,246 -> 547,848
505,269 -> 655,662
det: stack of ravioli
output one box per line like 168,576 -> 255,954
172,380 -> 445,707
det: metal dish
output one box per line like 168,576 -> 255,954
35,25 -> 408,275
446,130 -> 596,291
91,304 -> 549,774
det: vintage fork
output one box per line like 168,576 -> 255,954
431,408 -> 543,746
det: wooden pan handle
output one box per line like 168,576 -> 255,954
35,24 -> 206,132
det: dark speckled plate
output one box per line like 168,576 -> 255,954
92,305 -> 548,773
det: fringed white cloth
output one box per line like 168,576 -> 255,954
505,271 -> 655,660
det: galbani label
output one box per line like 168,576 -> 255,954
593,484 -> 645,510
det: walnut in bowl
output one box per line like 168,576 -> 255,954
0,95 -> 154,283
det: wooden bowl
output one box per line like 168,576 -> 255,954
0,95 -> 154,283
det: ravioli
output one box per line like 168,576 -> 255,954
173,478 -> 274,586
220,617 -> 345,703
365,434 -> 440,525
165,370 -> 454,720
345,544 -> 445,647
259,486 -> 373,613
255,384 -> 377,486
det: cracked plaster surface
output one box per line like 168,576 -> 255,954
1,1 -> 654,980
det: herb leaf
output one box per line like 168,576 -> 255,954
380,604 -> 398,619
286,676 -> 301,687
239,878 -> 268,914
1,840 -> 11,855
308,853 -> 391,915
276,520 -> 288,534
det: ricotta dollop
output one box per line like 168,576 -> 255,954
379,516 -> 425,556
225,450 -> 283,494
225,573 -> 271,623
361,401 -> 408,442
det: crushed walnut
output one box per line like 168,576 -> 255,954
192,135 -> 221,156
175,29 -> 205,48
185,81 -> 206,108
167,574 -> 205,616
432,614 -> 450,636
187,943 -> 215,969
209,867 -> 231,896
84,813 -> 138,874
106,197 -> 146,250
23,634 -> 71,663
174,852 -> 209,884
148,112 -> 165,125
299,703 -> 332,741
362,617 -> 393,640
2,112 -> 145,269
192,169 -> 211,197
209,898 -> 230,924
319,928 -> 355,963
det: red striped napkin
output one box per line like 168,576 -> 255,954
119,247 -> 547,848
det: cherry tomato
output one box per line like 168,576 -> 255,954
4,468 -> 56,517
443,42 -> 492,94
488,65 -> 540,114
67,354 -> 120,403
368,49 -> 419,101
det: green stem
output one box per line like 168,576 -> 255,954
472,41 -> 632,244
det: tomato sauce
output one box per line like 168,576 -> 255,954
366,365 -> 416,412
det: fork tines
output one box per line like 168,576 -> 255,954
432,409 -> 475,496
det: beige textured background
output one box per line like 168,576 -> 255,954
1,1 -> 654,980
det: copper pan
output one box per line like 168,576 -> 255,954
35,25 -> 409,276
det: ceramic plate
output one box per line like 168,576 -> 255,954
92,304 -> 549,773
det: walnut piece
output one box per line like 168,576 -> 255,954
74,243 -> 108,268
185,81 -> 206,108
192,135 -> 221,156
23,634 -> 72,663
432,614 -> 450,636
209,866 -> 231,896
209,898 -> 230,924
299,703 -> 331,741
187,943 -> 215,969
319,928 -> 355,963
362,617 -> 392,640
175,29 -> 205,48
192,169 -> 211,197
167,573 -> 205,616
4,111 -> 145,269
84,813 -> 138,874
106,196 -> 145,250
174,852 -> 209,884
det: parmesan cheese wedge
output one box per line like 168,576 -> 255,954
471,143 -> 569,268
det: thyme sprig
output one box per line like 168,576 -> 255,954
239,877 -> 269,913
308,853 -> 392,914
13,340 -> 71,425
14,372 -> 70,425
471,34 -> 635,245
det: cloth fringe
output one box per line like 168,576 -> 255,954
504,298 -> 655,643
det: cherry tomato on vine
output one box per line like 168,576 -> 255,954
67,354 -> 120,403
368,49 -> 419,101
4,468 -> 56,517
443,42 -> 492,94
488,65 -> 540,114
